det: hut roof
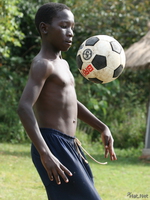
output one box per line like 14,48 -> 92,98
125,29 -> 150,69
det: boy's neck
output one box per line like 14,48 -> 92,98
40,43 -> 61,60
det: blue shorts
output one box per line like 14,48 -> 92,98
31,128 -> 101,200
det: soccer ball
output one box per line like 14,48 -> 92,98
76,35 -> 126,84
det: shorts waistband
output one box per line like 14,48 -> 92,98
39,128 -> 107,165
39,128 -> 75,141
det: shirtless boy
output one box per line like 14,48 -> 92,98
18,2 -> 117,200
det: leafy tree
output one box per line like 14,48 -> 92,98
0,0 -> 26,142
0,0 -> 150,147
0,0 -> 24,59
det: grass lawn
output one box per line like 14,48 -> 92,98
0,140 -> 150,200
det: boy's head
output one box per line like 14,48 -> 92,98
35,2 -> 70,35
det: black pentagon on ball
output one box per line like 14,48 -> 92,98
110,41 -> 122,54
113,65 -> 123,78
85,37 -> 99,46
76,55 -> 83,70
79,43 -> 84,50
92,55 -> 107,70
88,78 -> 103,84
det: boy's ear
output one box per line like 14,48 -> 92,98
39,22 -> 48,35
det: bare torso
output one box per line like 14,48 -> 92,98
33,56 -> 77,137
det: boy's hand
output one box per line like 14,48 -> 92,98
101,127 -> 117,161
40,153 -> 72,185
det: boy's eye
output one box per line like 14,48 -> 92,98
60,22 -> 75,30
61,25 -> 67,29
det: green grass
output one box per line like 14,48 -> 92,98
0,143 -> 47,200
0,135 -> 150,200
87,147 -> 150,200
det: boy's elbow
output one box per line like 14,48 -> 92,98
17,102 -> 28,117
17,103 -> 23,116
17,101 -> 33,117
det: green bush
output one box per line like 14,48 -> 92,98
0,67 -> 28,143
107,103 -> 146,148
1,0 -> 150,149
76,69 -> 149,149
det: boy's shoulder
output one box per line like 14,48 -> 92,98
31,54 -> 68,69
32,55 -> 52,68
32,53 -> 58,70
30,55 -> 55,80
30,54 -> 70,79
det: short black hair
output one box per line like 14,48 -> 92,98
35,2 -> 70,35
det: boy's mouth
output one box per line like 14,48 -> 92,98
65,40 -> 72,44
65,41 -> 72,47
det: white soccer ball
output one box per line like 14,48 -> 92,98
76,35 -> 126,84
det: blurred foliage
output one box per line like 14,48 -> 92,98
0,0 -> 150,147
0,66 -> 28,142
0,0 -> 24,58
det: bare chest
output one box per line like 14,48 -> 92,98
50,62 -> 75,87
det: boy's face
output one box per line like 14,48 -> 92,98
45,9 -> 75,52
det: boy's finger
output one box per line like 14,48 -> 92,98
104,136 -> 109,147
61,164 -> 72,177
111,152 -> 117,160
55,164 -> 73,184
52,169 -> 61,185
105,146 -> 109,158
58,169 -> 69,183
48,171 -> 54,181
109,147 -> 117,160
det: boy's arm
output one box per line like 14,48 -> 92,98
18,60 -> 72,184
77,100 -> 117,161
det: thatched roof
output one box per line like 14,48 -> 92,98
125,29 -> 150,69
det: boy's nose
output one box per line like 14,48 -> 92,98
67,28 -> 74,37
